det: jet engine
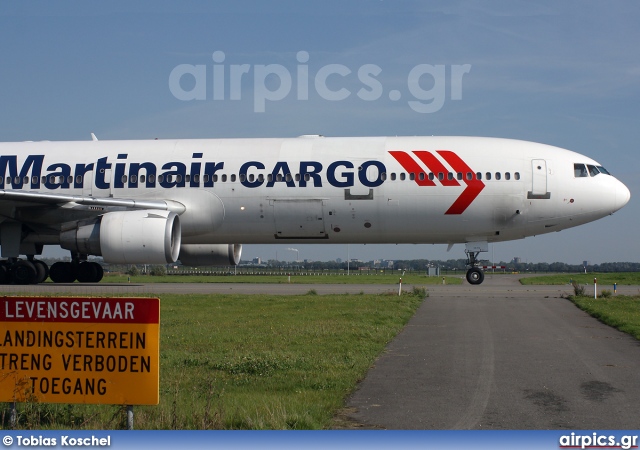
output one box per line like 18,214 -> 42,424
179,244 -> 242,266
60,210 -> 181,264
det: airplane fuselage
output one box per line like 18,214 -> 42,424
0,135 -> 630,284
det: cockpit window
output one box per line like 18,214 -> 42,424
574,163 -> 588,178
587,165 -> 600,177
597,166 -> 611,175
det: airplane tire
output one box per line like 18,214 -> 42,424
32,260 -> 49,284
77,262 -> 97,283
92,262 -> 104,282
50,262 -> 76,283
12,260 -> 37,285
466,267 -> 484,285
76,262 -> 95,283
0,263 -> 10,285
76,262 -> 104,283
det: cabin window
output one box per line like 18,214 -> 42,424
418,172 -> 425,181
438,172 -> 444,181
390,173 -> 396,181
230,174 -> 237,182
466,172 -> 473,181
222,174 -> 228,182
429,173 -> 434,180
400,173 -> 406,181
505,172 -> 511,180
514,172 -> 520,180
409,173 -> 415,181
485,172 -> 491,180
381,172 -> 387,181
239,174 -> 246,182
495,172 -> 501,180
476,172 -> 482,180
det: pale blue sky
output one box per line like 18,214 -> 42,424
0,1 -> 638,264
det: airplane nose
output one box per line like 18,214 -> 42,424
614,180 -> 631,212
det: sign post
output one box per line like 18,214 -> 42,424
0,297 -> 160,407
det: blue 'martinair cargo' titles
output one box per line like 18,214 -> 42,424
0,154 -> 386,190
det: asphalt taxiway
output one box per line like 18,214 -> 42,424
345,276 -> 640,429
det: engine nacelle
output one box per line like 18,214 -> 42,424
179,244 -> 242,266
60,210 -> 181,264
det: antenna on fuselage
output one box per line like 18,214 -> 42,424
91,133 -> 98,141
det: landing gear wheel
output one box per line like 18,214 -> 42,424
92,262 -> 104,282
77,262 -> 103,283
0,262 -> 10,285
466,267 -> 485,285
50,262 -> 77,283
32,260 -> 49,284
12,260 -> 37,285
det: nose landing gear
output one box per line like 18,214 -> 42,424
464,241 -> 488,285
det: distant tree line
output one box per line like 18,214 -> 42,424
39,256 -> 640,274
257,259 -> 640,273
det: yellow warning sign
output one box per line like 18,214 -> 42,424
0,297 -> 159,405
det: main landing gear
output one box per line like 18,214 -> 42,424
0,254 -> 104,285
49,260 -> 104,283
0,257 -> 49,285
464,241 -> 488,285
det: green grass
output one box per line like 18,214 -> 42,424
3,290 -> 425,430
570,295 -> 640,340
520,272 -> 640,286
101,273 -> 462,285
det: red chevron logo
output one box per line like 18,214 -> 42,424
389,150 -> 485,215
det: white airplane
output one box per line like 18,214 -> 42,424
0,135 -> 630,285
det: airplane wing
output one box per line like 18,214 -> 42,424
0,189 -> 185,213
